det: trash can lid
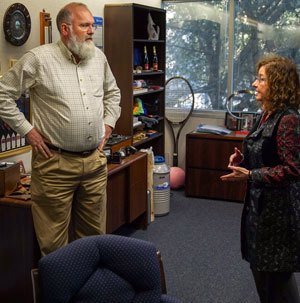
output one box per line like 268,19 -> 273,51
154,155 -> 165,164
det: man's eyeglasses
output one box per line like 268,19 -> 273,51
64,23 -> 96,31
254,76 -> 267,83
79,23 -> 96,31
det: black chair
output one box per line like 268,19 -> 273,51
32,234 -> 182,303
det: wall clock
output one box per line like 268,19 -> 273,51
3,3 -> 31,46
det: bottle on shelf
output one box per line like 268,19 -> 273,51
6,133 -> 11,150
1,134 -> 5,152
11,132 -> 16,149
143,45 -> 149,71
152,46 -> 158,71
16,132 -> 21,147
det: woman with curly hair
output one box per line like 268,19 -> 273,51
221,54 -> 300,303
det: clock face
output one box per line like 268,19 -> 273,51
3,3 -> 31,46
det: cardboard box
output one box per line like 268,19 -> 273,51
0,162 -> 20,196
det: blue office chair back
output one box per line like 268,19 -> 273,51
38,234 -> 181,303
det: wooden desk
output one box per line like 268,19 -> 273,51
0,152 -> 147,303
0,199 -> 40,303
106,152 -> 148,233
185,132 -> 247,202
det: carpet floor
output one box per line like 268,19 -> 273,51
119,189 -> 300,303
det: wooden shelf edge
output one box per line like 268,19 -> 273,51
134,39 -> 165,43
133,132 -> 163,147
133,71 -> 164,77
133,88 -> 164,97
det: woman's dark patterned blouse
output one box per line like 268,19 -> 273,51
251,114 -> 300,184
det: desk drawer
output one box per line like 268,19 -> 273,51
186,136 -> 242,170
185,168 -> 246,202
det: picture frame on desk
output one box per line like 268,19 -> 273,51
225,112 -> 241,131
240,112 -> 261,131
0,93 -> 31,159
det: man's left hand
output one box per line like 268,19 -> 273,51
98,124 -> 113,150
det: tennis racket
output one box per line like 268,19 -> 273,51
165,76 -> 194,166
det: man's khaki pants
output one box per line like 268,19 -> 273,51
31,149 -> 107,256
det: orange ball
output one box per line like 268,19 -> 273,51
170,167 -> 185,189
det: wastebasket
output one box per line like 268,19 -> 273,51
153,156 -> 170,216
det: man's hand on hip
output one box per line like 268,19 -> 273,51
98,125 -> 113,151
25,128 -> 53,158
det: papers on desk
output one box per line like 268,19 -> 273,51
196,124 -> 232,135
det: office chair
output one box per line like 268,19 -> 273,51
33,234 -> 182,303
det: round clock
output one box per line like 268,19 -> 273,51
3,3 -> 31,46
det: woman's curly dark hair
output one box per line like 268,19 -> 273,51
256,54 -> 300,112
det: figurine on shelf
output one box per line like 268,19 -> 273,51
147,13 -> 159,40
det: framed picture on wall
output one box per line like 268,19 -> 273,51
0,93 -> 31,159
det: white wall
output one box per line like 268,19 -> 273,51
0,0 -> 162,73
0,0 -> 161,171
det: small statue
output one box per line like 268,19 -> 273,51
147,13 -> 160,40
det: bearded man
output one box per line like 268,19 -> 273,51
0,2 -> 121,255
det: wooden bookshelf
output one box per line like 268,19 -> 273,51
104,3 -> 166,155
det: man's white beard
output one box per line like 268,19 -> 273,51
67,32 -> 95,61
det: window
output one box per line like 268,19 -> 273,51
163,0 -> 300,112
